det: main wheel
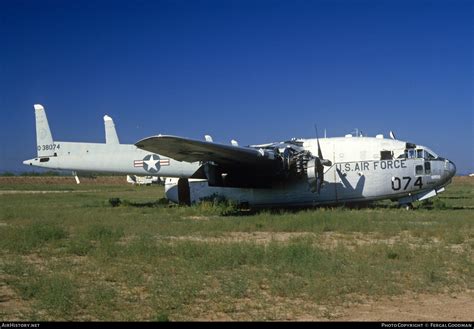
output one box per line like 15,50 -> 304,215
403,203 -> 413,210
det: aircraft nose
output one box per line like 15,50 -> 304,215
447,159 -> 456,179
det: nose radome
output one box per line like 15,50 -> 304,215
449,160 -> 456,178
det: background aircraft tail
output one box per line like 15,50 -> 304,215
104,115 -> 120,144
34,104 -> 55,157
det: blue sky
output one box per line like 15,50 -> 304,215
1,0 -> 472,174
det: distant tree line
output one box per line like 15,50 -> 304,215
0,171 -> 124,177
1,171 -> 61,177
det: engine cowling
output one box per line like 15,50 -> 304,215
284,150 -> 327,193
306,157 -> 319,193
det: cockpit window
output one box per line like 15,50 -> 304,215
404,148 -> 438,160
421,147 -> 438,159
425,151 -> 436,160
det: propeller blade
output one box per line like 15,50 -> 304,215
316,157 -> 324,194
314,125 -> 323,159
311,124 -> 333,193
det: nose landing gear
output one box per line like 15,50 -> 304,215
401,203 -> 413,210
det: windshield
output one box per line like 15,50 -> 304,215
421,146 -> 438,159
402,147 -> 438,160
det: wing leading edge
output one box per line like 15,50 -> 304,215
135,135 -> 277,167
135,135 -> 324,191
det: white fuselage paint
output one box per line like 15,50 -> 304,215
24,134 -> 456,207
23,141 -> 200,178
165,136 -> 456,207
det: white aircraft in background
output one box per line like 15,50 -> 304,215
24,104 -> 456,209
126,175 -> 161,186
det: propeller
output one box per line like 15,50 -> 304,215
313,125 -> 332,194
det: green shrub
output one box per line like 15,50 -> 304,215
0,222 -> 68,253
109,198 -> 122,207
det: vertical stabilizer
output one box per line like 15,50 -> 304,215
104,115 -> 120,144
34,104 -> 54,156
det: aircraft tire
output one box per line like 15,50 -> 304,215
403,203 -> 413,211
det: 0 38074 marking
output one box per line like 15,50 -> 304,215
37,144 -> 60,151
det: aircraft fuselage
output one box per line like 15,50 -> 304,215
164,136 -> 456,207
24,141 -> 199,178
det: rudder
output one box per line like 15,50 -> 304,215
104,115 -> 120,144
34,104 -> 55,157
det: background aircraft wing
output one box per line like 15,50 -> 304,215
135,135 -> 277,167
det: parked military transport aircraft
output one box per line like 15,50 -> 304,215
24,104 -> 456,209
126,175 -> 161,186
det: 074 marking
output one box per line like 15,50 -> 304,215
392,176 -> 423,191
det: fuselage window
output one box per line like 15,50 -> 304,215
425,162 -> 431,175
416,165 -> 423,175
380,150 -> 392,160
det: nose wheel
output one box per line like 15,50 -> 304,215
402,203 -> 413,210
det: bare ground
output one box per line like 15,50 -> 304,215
2,280 -> 473,321
177,290 -> 474,321
166,231 -> 473,253
165,231 -> 474,321
0,277 -> 32,320
337,290 -> 474,321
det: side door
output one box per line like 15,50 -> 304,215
413,160 -> 431,191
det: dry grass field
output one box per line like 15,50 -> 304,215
0,175 -> 473,321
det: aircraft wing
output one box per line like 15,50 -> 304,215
136,134 -> 327,191
135,135 -> 277,167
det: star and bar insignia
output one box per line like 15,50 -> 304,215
134,154 -> 170,173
